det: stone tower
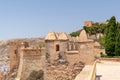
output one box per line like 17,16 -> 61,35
45,31 -> 68,63
58,32 -> 68,52
84,21 -> 93,27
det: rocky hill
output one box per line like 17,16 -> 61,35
0,37 -> 44,56
0,40 -> 9,58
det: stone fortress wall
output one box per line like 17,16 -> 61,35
84,21 -> 108,27
20,48 -> 45,80
6,29 -> 102,80
45,30 -> 101,65
9,41 -> 45,80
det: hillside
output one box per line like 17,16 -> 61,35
0,38 -> 44,56
0,40 -> 9,58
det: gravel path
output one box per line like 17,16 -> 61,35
96,61 -> 120,80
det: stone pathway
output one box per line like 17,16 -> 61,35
96,61 -> 120,80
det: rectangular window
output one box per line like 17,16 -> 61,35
56,44 -> 59,51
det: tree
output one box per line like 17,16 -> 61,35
84,23 -> 107,35
70,32 -> 80,37
115,23 -> 120,56
105,16 -> 117,56
99,35 -> 105,47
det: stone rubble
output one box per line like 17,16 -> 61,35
46,61 -> 84,80
0,61 -> 9,72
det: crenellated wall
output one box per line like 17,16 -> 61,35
20,48 -> 45,80
9,41 -> 22,72
9,41 -> 46,80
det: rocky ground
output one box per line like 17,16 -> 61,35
46,62 -> 84,80
0,61 -> 9,72
0,40 -> 9,73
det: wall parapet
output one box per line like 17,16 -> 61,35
101,58 -> 120,62
74,61 -> 97,80
88,61 -> 97,80
22,48 -> 45,57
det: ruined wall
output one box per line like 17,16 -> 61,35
45,40 -> 57,63
59,41 -> 68,52
9,41 -> 22,72
23,48 -> 43,57
21,56 -> 45,80
66,53 -> 80,64
78,42 -> 97,64
65,41 -> 100,64
17,48 -> 45,80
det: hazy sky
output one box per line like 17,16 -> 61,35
0,0 -> 120,40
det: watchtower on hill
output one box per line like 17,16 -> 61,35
84,21 -> 93,27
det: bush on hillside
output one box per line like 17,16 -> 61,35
27,70 -> 44,80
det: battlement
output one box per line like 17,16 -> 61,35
9,41 -> 22,47
84,21 -> 109,27
22,48 -> 45,57
84,21 -> 93,27
9,41 -> 45,72
15,47 -> 45,80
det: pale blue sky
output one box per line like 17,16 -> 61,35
0,0 -> 120,40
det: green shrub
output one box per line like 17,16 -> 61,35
100,52 -> 106,57
70,32 -> 80,37
27,70 -> 44,80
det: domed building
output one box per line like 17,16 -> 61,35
45,30 -> 101,64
